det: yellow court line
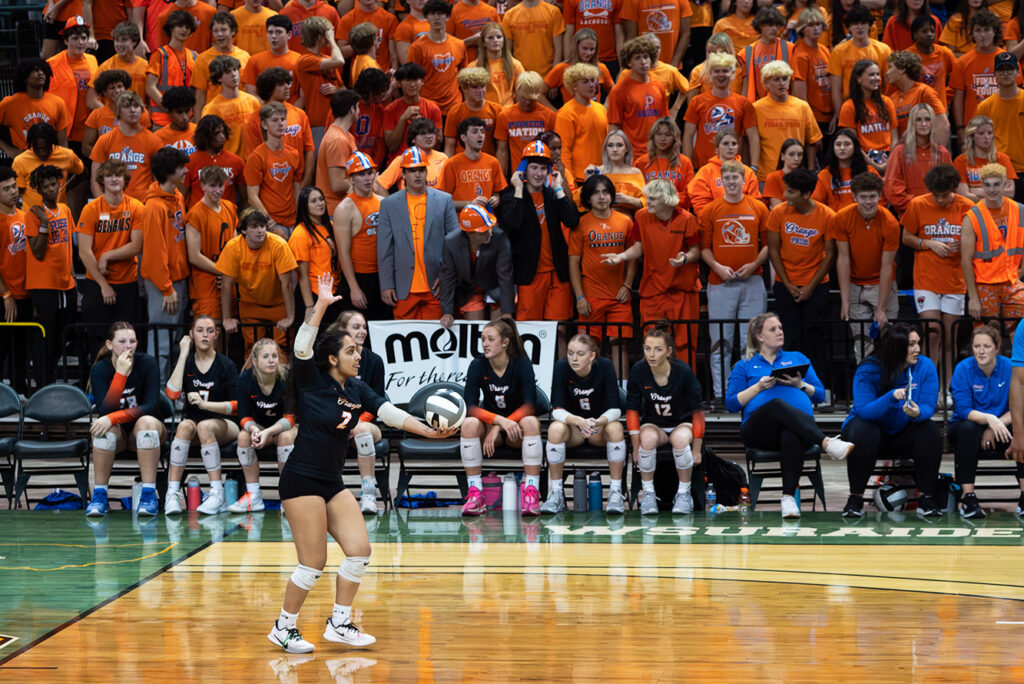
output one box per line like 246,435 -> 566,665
0,542 -> 179,571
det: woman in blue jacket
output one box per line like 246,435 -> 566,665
841,323 -> 942,518
726,313 -> 854,519
948,324 -> 1017,519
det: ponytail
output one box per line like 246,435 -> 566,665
92,321 -> 136,366
486,317 -> 526,359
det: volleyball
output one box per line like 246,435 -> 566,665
424,388 -> 466,430
874,484 -> 909,512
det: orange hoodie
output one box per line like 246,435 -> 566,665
687,155 -> 762,215
139,182 -> 189,295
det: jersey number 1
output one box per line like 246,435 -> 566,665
336,411 -> 353,430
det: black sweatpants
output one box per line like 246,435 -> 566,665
841,416 -> 942,497
1,297 -> 36,393
740,398 -> 826,495
771,282 -> 829,382
948,420 -> 1024,485
30,287 -> 76,385
79,278 -> 142,357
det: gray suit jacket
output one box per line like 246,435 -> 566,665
376,187 -> 458,299
439,227 -> 515,316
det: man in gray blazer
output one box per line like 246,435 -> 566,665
439,205 -> 515,327
376,147 -> 459,319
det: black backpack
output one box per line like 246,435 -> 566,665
701,446 -> 749,506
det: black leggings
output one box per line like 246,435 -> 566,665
79,279 -> 141,357
31,287 -> 75,385
948,420 -> 1023,485
740,398 -> 826,495
841,417 -> 942,497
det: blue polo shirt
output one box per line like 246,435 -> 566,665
950,355 -> 1011,422
725,350 -> 825,423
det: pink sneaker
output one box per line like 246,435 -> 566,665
520,483 -> 541,516
461,486 -> 486,516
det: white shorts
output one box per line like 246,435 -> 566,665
914,290 -> 965,316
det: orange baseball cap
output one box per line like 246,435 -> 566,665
400,147 -> 429,169
459,204 -> 496,233
60,16 -> 90,34
345,152 -> 375,174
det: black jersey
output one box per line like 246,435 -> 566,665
91,353 -> 160,423
286,356 -> 386,479
358,347 -> 385,396
181,352 -> 239,423
236,368 -> 293,429
464,355 -> 536,420
626,359 -> 702,427
550,357 -> 620,419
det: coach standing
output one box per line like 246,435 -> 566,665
377,147 -> 459,320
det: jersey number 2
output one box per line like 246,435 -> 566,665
336,411 -> 353,430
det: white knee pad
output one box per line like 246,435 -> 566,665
290,563 -> 322,591
338,556 -> 370,584
606,440 -> 626,463
200,443 -> 221,471
277,445 -> 293,464
673,446 -> 693,470
522,437 -> 543,466
237,445 -> 256,466
170,437 -> 190,467
637,447 -> 657,474
545,441 -> 566,465
135,429 -> 160,451
353,431 -> 375,458
92,431 -> 118,451
460,438 -> 483,468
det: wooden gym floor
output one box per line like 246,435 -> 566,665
2,509 -> 1024,682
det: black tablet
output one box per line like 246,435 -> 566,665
770,364 -> 809,380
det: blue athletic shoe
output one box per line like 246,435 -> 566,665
137,488 -> 159,516
86,489 -> 110,516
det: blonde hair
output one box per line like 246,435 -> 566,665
795,7 -> 826,34
243,337 -> 288,385
513,70 -> 545,98
720,160 -> 745,176
563,63 -> 600,92
602,129 -> 635,168
643,178 -> 679,208
963,115 -> 997,164
979,162 -> 1007,183
476,22 -> 516,86
902,103 -> 940,163
113,91 -> 144,117
744,312 -> 780,360
300,16 -> 332,47
569,27 -> 601,66
457,66 -> 490,89
760,60 -> 793,85
707,51 -> 738,70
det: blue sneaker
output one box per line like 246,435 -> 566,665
137,488 -> 159,516
86,489 -> 109,516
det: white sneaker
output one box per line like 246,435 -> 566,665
164,489 -> 185,515
781,495 -> 801,519
825,436 -> 855,461
605,489 -> 625,514
360,489 -> 378,514
323,617 -> 376,647
228,490 -> 265,513
197,489 -> 226,515
672,489 -> 694,514
639,489 -> 659,515
268,620 -> 315,654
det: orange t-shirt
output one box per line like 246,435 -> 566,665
0,93 -> 72,150
698,194 -> 769,284
185,198 -> 238,301
901,193 -> 972,294
201,92 -> 262,156
351,54 -> 383,85
950,49 -> 1013,125
24,203 -> 75,291
812,166 -> 881,211
12,146 -> 84,210
762,170 -> 786,204
185,149 -> 246,208
606,77 -> 668,156
230,6 -> 276,56
630,207 -> 701,295
501,1 -> 565,76
240,50 -> 301,103
91,54 -> 148,100
687,156 -> 762,214
317,124 -> 357,215
683,90 -> 756,167
84,105 -> 152,139
76,194 -> 145,284
908,44 -> 955,105
953,152 -> 1018,191
407,35 -> 469,113
155,1 -> 217,53
829,203 -> 899,285
338,5 -> 398,69
765,201 -> 835,287
215,232 -> 298,306
792,41 -> 833,122
288,223 -> 336,295
837,97 -> 897,153
826,39 -> 891,99
531,189 -> 555,275
407,191 -> 430,293
494,103 -> 558,173
89,127 -> 162,201
712,13 -> 757,50
620,0 -> 691,63
438,152 -> 508,202
554,99 -> 609,182
395,14 -> 430,48
279,0 -> 341,53
891,83 -> 946,135
296,53 -> 343,131
753,96 -> 822,180
568,210 -> 634,300
448,1 -> 499,62
242,101 -> 313,159
0,210 -> 28,299
191,45 -> 252,106
635,154 -> 695,201
244,143 -> 300,228
377,149 -> 448,190
347,193 -> 381,274
562,0 -> 620,62
154,123 -> 198,156
443,100 -> 503,155
545,61 -> 614,105
738,38 -> 794,101
46,51 -> 98,141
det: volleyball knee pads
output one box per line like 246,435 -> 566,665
460,438 -> 483,468
606,440 -> 626,464
170,437 -> 190,467
338,556 -> 370,584
673,446 -> 693,470
92,431 -> 117,451
522,437 -> 543,466
545,442 -> 566,465
135,429 -> 160,451
200,443 -> 221,471
237,445 -> 256,466
277,445 -> 293,464
637,447 -> 657,474
290,563 -> 322,591
353,431 -> 375,458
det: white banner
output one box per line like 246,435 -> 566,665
367,320 -> 559,405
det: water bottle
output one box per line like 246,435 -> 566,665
573,469 -> 588,512
705,480 -> 717,514
947,482 -> 962,514
501,473 -> 519,512
131,479 -> 142,512
186,475 -> 201,511
794,488 -> 801,508
738,486 -> 750,515
588,472 -> 602,511
224,478 -> 239,507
